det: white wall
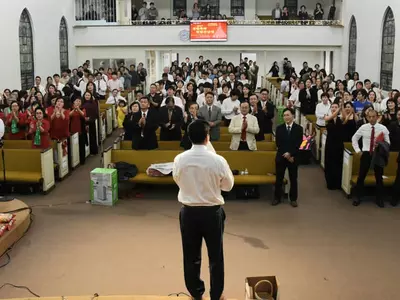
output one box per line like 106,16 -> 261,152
74,25 -> 344,47
340,0 -> 400,89
0,0 -> 75,91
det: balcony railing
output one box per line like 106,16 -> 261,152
76,19 -> 343,27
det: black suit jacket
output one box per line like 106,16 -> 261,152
258,101 -> 275,134
250,107 -> 265,141
159,106 -> 184,141
147,93 -> 163,110
299,87 -> 318,115
180,115 -> 204,150
131,110 -> 159,150
275,122 -> 303,162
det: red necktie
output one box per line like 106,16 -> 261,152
369,126 -> 375,153
241,116 -> 247,141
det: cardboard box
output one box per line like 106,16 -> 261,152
245,276 -> 279,300
90,168 -> 118,206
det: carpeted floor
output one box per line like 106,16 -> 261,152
0,140 -> 399,300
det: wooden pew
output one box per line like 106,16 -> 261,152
341,143 -> 398,197
3,139 -> 69,180
315,126 -> 326,161
103,148 -> 280,186
0,148 -> 55,193
114,139 -> 277,151
99,104 -> 114,135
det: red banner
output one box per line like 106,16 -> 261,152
190,20 -> 228,41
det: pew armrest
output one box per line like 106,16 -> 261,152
341,149 -> 353,196
113,136 -> 122,150
103,146 -> 112,169
41,148 -> 55,192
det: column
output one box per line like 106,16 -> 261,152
245,0 -> 257,20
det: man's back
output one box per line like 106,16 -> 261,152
173,145 -> 234,206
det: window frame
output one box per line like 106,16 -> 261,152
380,7 -> 395,91
348,16 -> 357,75
59,17 -> 69,72
231,0 -> 244,17
19,8 -> 34,91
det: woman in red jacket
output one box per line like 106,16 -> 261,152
6,101 -> 26,140
50,97 -> 70,141
29,107 -> 51,149
70,97 -> 87,164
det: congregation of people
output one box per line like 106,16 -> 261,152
270,58 -> 400,207
1,53 -> 399,208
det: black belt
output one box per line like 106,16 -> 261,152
183,204 -> 221,209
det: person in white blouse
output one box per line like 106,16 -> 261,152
95,73 -> 107,99
315,93 -> 331,127
221,90 -> 241,126
351,109 -> 390,208
160,86 -> 184,110
218,73 -> 230,84
106,89 -> 127,105
173,119 -> 233,300
163,67 -> 174,82
228,102 -> 260,151
107,72 -> 123,93
197,71 -> 212,85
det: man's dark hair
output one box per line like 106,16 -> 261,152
230,89 -> 240,97
112,71 -> 117,76
188,120 -> 210,145
53,74 -> 60,78
364,79 -> 371,84
260,88 -> 269,94
283,108 -> 295,115
321,92 -> 329,99
205,91 -> 214,97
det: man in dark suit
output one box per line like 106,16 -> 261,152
131,97 -> 159,150
258,89 -> 275,134
159,97 -> 184,141
389,112 -> 400,206
198,92 -> 222,141
249,94 -> 265,141
147,83 -> 163,110
161,73 -> 173,90
273,108 -> 303,207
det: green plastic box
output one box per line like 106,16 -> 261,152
90,168 -> 118,206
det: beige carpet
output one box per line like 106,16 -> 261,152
0,143 -> 399,300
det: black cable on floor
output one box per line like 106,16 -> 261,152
168,292 -> 191,297
0,283 -> 40,297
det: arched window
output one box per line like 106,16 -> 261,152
348,16 -> 357,75
380,7 -> 395,91
59,17 -> 69,72
19,9 -> 34,90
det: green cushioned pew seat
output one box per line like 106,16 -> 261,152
103,149 -> 279,185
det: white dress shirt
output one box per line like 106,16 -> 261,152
55,83 -> 65,96
107,79 -> 123,92
160,96 -> 184,110
219,76 -> 230,84
106,95 -> 127,105
221,98 -> 241,120
95,80 -> 107,96
35,85 -> 46,95
197,78 -> 212,85
196,93 -> 219,107
173,144 -> 234,206
315,102 -> 331,127
352,123 -> 390,153
74,78 -> 87,96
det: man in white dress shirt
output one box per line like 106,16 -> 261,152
352,109 -> 390,207
197,71 -> 212,85
221,89 -> 241,126
160,86 -> 184,110
95,73 -> 107,99
34,76 -> 46,95
106,89 -> 127,105
315,92 -> 331,127
53,74 -> 65,96
173,119 -> 234,300
196,82 -> 218,107
229,102 -> 259,151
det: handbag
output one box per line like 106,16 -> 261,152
254,279 -> 274,300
